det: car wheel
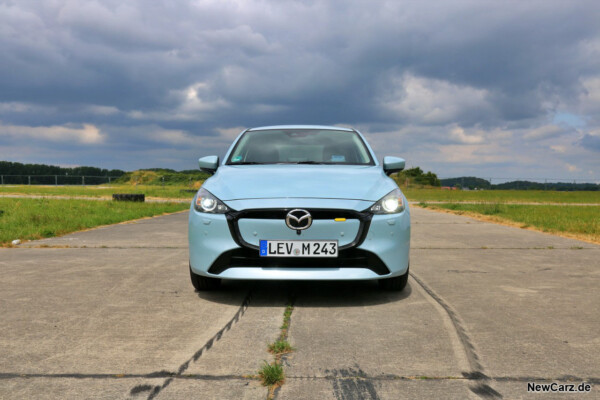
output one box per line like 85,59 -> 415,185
189,265 -> 221,291
379,266 -> 409,291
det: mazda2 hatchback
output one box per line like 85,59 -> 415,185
188,125 -> 410,291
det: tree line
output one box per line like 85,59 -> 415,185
395,167 -> 441,187
0,161 -> 125,177
0,161 -> 126,185
440,176 -> 599,191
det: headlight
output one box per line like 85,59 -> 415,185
194,188 -> 229,213
370,189 -> 405,214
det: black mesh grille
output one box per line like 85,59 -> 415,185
226,208 -> 373,251
208,248 -> 390,276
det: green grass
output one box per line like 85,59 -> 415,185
268,303 -> 295,355
258,361 -> 284,386
0,184 -> 200,199
260,301 -> 294,398
268,339 -> 294,354
0,198 -> 189,245
403,188 -> 600,204
430,203 -> 600,243
4,185 -> 599,204
280,304 -> 293,333
114,169 -> 209,185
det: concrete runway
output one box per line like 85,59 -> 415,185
1,207 -> 598,399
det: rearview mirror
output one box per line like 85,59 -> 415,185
199,155 -> 219,174
383,156 -> 405,176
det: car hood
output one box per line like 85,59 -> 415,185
202,165 -> 397,201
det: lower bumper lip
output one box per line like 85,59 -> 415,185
215,268 -> 389,281
207,247 -> 390,276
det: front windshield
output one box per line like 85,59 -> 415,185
226,129 -> 374,165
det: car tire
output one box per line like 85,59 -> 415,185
379,266 -> 409,291
189,265 -> 221,291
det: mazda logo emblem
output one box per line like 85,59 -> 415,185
285,209 -> 312,231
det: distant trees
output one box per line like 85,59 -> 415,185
0,161 -> 126,184
115,169 -> 210,185
0,161 -> 215,186
439,177 -> 600,191
395,167 -> 441,187
491,180 -> 599,191
0,161 -> 125,177
440,177 -> 491,190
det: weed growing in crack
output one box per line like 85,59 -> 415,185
268,339 -> 294,354
269,303 -> 295,355
259,361 -> 284,386
258,300 -> 295,399
280,304 -> 293,335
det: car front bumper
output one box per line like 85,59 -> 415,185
188,199 -> 410,281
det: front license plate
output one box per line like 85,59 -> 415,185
259,240 -> 338,257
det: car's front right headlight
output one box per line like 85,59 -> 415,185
194,188 -> 229,213
370,188 -> 405,214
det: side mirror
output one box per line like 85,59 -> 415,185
199,155 -> 219,174
383,156 -> 405,176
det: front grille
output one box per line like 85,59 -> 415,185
225,208 -> 373,251
229,209 -> 366,220
208,248 -> 390,276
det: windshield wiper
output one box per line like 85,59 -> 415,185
291,161 -> 325,164
230,161 -> 264,165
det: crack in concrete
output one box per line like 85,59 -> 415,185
0,372 -> 250,380
2,372 -> 597,385
410,272 -> 503,399
127,290 -> 252,400
493,376 -> 600,384
288,375 -> 600,384
271,297 -> 296,400
269,298 -> 384,400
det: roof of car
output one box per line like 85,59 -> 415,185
248,125 -> 354,132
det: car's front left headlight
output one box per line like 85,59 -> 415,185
370,188 -> 405,214
194,188 -> 229,213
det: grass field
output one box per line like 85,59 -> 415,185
403,188 -> 600,204
0,184 -> 198,199
1,184 -> 599,245
420,202 -> 600,243
2,185 -> 599,204
0,198 -> 189,246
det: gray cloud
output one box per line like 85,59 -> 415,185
0,0 -> 599,178
581,133 -> 600,151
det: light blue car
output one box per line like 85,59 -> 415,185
188,125 -> 410,291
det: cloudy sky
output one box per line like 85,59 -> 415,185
1,0 -> 599,180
